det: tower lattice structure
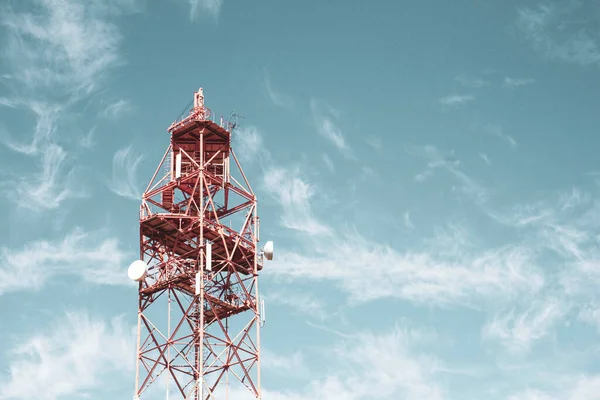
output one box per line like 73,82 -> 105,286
133,88 -> 264,399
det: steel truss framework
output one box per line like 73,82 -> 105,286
134,89 -> 263,399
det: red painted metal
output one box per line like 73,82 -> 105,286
133,88 -> 263,399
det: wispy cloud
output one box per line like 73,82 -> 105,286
324,324 -> 444,400
188,0 -> 223,21
0,104 -> 88,211
482,123 -> 518,147
517,3 -> 600,66
365,135 -> 382,150
483,298 -> 568,354
507,376 -> 600,400
559,187 -> 590,211
252,323 -> 445,400
480,152 -> 491,165
0,0 -> 137,210
412,146 -> 460,182
579,304 -> 600,332
0,311 -> 135,399
0,97 -> 19,108
310,98 -> 353,157
438,94 -> 474,109
1,0 -> 136,98
273,227 -> 543,306
264,71 -> 294,109
266,289 -> 328,320
487,200 -> 555,228
263,165 -> 331,236
322,153 -> 334,172
0,104 -> 60,155
409,145 -> 489,204
507,389 -> 556,400
455,75 -> 489,88
0,227 -> 132,295
109,146 -> 143,201
503,77 -> 536,88
487,187 -> 600,341
79,127 -> 96,149
358,165 -> 378,183
488,190 -> 595,268
233,125 -> 268,165
10,144 -> 87,211
261,348 -> 309,377
404,210 -> 415,229
100,99 -> 132,120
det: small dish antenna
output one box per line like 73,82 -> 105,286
263,241 -> 274,261
128,260 -> 148,282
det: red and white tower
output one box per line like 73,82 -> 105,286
129,88 -> 273,399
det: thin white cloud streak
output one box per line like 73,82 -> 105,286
487,201 -> 555,228
503,77 -> 536,88
480,152 -> 491,165
449,167 -> 489,203
482,123 -> 518,147
0,97 -> 19,108
0,103 -> 60,155
319,118 -> 347,151
11,144 -> 87,211
0,227 -> 133,295
365,135 -> 382,150
305,320 -> 353,340
358,165 -> 378,182
517,2 -> 600,66
109,145 -> 144,200
0,311 -> 135,400
404,210 -> 415,229
264,72 -> 294,109
100,98 -> 131,119
455,75 -> 489,88
438,94 -> 474,108
482,298 -> 568,354
542,223 -> 589,261
409,145 -> 489,204
310,98 -> 353,157
263,165 -> 331,236
559,188 -> 590,211
322,154 -> 334,172
188,0 -> 223,20
79,127 -> 96,149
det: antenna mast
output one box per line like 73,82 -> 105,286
130,87 -> 273,399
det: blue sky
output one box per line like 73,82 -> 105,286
1,0 -> 600,399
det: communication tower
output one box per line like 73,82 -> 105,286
128,88 -> 273,399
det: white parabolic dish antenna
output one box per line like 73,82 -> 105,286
128,260 -> 148,282
263,241 -> 274,261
